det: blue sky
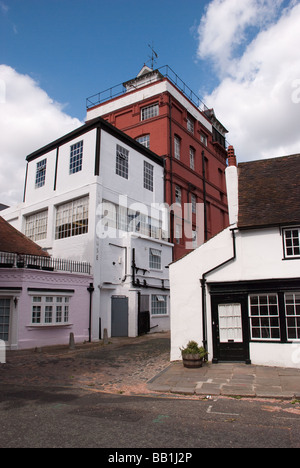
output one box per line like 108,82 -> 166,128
1,0 -> 300,205
1,0 -> 214,121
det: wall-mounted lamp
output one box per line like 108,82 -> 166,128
13,297 -> 18,308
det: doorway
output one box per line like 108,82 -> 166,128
211,295 -> 250,363
0,298 -> 11,343
111,296 -> 128,337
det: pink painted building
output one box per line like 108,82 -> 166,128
0,216 -> 93,350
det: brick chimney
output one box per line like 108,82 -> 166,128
227,145 -> 237,167
225,146 -> 238,225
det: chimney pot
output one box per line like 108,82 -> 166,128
227,146 -> 237,167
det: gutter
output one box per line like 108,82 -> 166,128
200,228 -> 237,351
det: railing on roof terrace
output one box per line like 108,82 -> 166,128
86,65 -> 209,113
0,252 -> 91,275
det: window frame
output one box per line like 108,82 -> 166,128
249,294 -> 281,341
136,134 -> 150,149
189,147 -> 195,170
174,135 -> 181,160
151,294 -> 168,316
149,248 -> 162,270
35,159 -> 47,188
101,200 -> 166,240
69,140 -> 83,175
30,294 -> 71,327
200,133 -> 208,146
143,160 -> 154,192
55,196 -> 89,240
116,144 -> 129,179
285,292 -> 300,341
25,210 -> 48,241
141,103 -> 159,121
283,227 -> 300,259
187,115 -> 194,134
175,185 -> 182,205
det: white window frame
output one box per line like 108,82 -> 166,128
149,248 -> 162,270
101,200 -> 164,240
191,194 -> 196,214
175,185 -> 181,205
70,141 -> 83,175
190,147 -> 195,170
174,136 -> 181,160
25,210 -> 48,241
283,227 -> 300,258
136,135 -> 150,149
55,196 -> 89,240
35,159 -> 47,188
151,294 -> 168,316
285,292 -> 300,341
249,294 -> 281,341
141,103 -> 159,121
30,294 -> 71,326
116,144 -> 129,179
200,133 -> 208,146
144,161 -> 154,192
0,298 -> 11,342
187,115 -> 194,134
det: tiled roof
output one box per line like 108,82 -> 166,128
0,216 -> 49,256
238,154 -> 300,228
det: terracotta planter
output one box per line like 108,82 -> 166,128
182,353 -> 204,369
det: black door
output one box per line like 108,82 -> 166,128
211,294 -> 250,363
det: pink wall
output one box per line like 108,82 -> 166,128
0,268 -> 93,350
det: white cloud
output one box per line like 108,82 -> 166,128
0,1 -> 8,14
197,0 -> 300,162
0,65 -> 82,206
198,0 -> 284,76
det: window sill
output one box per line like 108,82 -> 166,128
151,314 -> 169,318
27,324 -> 73,329
282,256 -> 300,261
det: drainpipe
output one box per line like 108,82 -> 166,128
168,95 -> 174,252
87,283 -> 94,343
200,228 -> 237,351
202,150 -> 208,243
132,248 -> 136,286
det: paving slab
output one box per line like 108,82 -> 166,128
148,361 -> 300,399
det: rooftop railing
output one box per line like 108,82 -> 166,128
0,252 -> 91,275
86,65 -> 209,113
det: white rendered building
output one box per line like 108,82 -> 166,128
3,117 -> 173,340
170,150 -> 300,368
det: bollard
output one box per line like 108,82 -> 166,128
103,328 -> 109,345
0,340 -> 6,363
69,332 -> 75,350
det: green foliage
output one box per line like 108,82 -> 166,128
181,341 -> 208,359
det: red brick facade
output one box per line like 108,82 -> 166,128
87,69 -> 229,260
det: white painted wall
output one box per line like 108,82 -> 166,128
170,226 -> 234,361
170,225 -> 300,367
2,122 -> 173,342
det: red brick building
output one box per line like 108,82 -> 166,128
86,65 -> 229,260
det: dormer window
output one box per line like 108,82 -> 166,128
283,228 -> 300,258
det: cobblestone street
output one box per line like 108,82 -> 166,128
0,332 -> 171,396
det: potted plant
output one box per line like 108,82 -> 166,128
181,341 -> 208,368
